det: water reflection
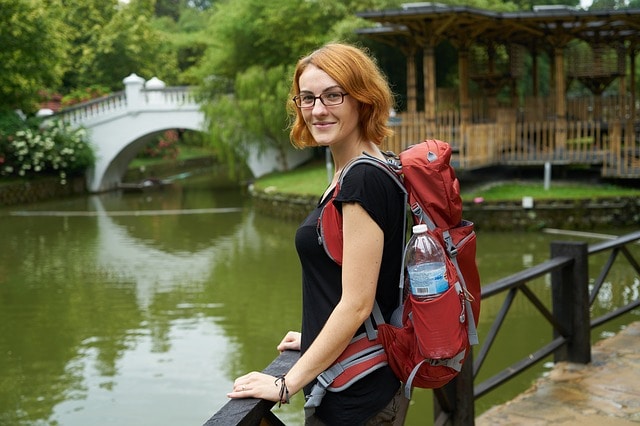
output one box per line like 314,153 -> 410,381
90,195 -> 242,308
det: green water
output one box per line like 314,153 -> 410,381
0,174 -> 638,425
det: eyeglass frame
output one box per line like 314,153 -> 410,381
292,92 -> 349,109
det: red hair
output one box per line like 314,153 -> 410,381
288,43 -> 394,149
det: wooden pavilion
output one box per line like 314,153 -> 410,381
357,3 -> 640,178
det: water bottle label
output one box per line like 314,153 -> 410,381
408,263 -> 449,297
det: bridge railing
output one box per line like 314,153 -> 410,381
50,85 -> 198,127
142,86 -> 198,106
203,230 -> 640,425
53,91 -> 127,126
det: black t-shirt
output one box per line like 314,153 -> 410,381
295,161 -> 405,425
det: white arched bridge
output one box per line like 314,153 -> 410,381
51,73 -> 310,192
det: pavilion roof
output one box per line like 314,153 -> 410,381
356,4 -> 640,49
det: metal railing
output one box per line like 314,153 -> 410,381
204,230 -> 640,425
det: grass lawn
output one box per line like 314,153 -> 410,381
254,159 -> 640,201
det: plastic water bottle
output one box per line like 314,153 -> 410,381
405,224 -> 449,300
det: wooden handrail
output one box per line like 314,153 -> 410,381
203,350 -> 299,426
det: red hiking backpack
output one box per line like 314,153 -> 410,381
304,140 -> 481,412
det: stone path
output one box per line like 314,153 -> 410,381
476,321 -> 640,425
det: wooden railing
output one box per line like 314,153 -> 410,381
203,350 -> 299,426
204,230 -> 640,425
384,114 -> 640,178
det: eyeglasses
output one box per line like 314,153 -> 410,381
292,92 -> 349,109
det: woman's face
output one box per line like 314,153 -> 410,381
297,64 -> 361,148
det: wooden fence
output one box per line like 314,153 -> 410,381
384,115 -> 639,178
204,230 -> 640,425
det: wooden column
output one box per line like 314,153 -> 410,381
407,52 -> 418,114
532,48 -> 539,97
630,47 -> 637,121
554,46 -> 567,146
618,44 -> 627,119
458,47 -> 471,125
423,44 -> 437,132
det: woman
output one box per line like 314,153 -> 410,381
228,42 -> 409,425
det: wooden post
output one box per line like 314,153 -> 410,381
550,241 -> 590,364
629,47 -> 637,122
407,52 -> 418,114
424,44 -> 437,133
617,44 -> 626,118
554,46 -> 567,147
532,48 -> 539,98
458,47 -> 471,125
433,350 -> 475,425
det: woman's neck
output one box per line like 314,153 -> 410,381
331,140 -> 382,175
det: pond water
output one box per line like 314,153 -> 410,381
0,173 -> 638,425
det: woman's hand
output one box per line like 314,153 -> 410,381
277,331 -> 301,352
227,372 -> 285,402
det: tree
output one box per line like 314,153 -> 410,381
152,6 -> 212,84
204,65 -> 292,178
0,0 -> 69,113
155,0 -> 214,20
75,0 -> 179,90
58,0 -> 120,91
197,0 -> 398,80
589,0 -> 626,9
196,0 -> 405,173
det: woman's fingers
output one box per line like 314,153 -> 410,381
277,331 -> 301,352
227,372 -> 279,401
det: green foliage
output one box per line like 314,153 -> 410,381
196,0 -> 383,81
155,0 -> 214,20
58,0 -> 119,91
589,0 -> 626,9
0,0 -> 69,112
0,110 -> 30,136
152,6 -> 212,84
76,1 -> 179,89
0,120 -> 95,184
61,85 -> 112,108
204,64 -> 292,178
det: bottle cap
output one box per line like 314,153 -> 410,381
412,224 -> 428,234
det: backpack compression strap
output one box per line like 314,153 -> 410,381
443,228 -> 479,346
402,349 -> 467,399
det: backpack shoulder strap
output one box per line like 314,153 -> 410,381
337,152 -> 404,191
340,153 -> 409,334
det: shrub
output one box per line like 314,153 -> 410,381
0,120 -> 95,184
141,130 -> 180,159
61,85 -> 111,108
